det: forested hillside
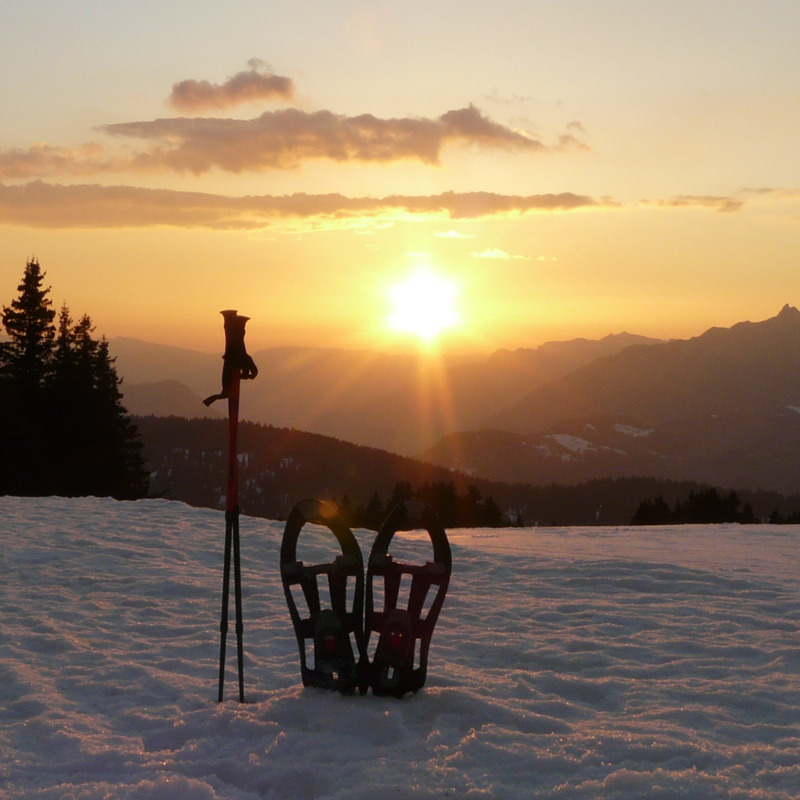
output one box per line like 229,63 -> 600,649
135,416 -> 800,526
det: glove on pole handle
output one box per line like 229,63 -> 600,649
210,310 -> 257,703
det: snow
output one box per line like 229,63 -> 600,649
2,496 -> 800,799
612,425 -> 652,438
546,434 -> 607,455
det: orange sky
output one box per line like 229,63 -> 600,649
2,1 -> 800,353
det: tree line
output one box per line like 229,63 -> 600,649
136,415 -> 510,527
0,259 -> 148,498
631,488 -> 756,525
135,416 -> 800,526
336,481 -> 506,530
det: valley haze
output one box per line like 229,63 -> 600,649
114,305 -> 800,495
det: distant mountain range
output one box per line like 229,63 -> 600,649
482,305 -> 800,431
312,332 -> 663,454
421,306 -> 800,494
111,331 -> 661,454
120,380 -> 221,419
114,306 -> 800,494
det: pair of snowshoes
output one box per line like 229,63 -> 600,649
280,498 -> 452,698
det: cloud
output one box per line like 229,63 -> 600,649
555,132 -> 591,152
167,59 -> 295,112
0,182 -> 605,229
656,195 -> 744,213
100,105 -> 547,174
3,183 -> 774,230
0,142 -> 112,180
435,230 -> 474,238
739,187 -> 800,199
0,106 -> 565,179
438,106 -> 544,151
431,191 -> 598,217
554,121 -> 590,153
471,248 -> 529,260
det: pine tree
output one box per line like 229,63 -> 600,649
52,303 -> 75,386
0,259 -> 56,492
388,481 -> 414,510
460,485 -> 483,526
364,491 -> 384,530
631,495 -> 674,525
0,258 -> 56,393
46,310 -> 148,499
0,260 -> 148,499
481,495 -> 504,527
85,336 -> 149,499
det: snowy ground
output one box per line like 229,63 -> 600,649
2,496 -> 799,799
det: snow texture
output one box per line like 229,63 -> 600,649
545,435 -> 607,455
2,496 -> 800,799
612,425 -> 653,438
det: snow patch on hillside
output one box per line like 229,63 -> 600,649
613,423 -> 653,437
547,433 -> 610,454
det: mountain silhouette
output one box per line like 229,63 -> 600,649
420,307 -> 800,493
113,308 -> 800,494
110,331 -> 661,452
482,305 -> 800,432
319,332 -> 662,454
133,415 -> 800,526
121,380 -> 220,419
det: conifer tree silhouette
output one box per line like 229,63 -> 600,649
1,258 -> 55,394
0,259 -> 148,498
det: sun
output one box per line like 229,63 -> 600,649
387,269 -> 460,343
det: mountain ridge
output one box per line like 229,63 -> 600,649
110,329 -> 664,452
482,305 -> 800,434
418,306 -> 800,494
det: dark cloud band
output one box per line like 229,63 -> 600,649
101,105 -> 546,173
654,195 -> 744,213
0,106 -> 559,179
0,182 -> 601,229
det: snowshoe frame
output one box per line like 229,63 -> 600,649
366,500 -> 452,698
280,500 -> 368,694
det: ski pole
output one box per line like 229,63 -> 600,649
205,310 -> 258,703
227,366 -> 245,704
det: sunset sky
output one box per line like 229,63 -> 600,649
2,1 -> 799,354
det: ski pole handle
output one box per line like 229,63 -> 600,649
203,310 -> 258,406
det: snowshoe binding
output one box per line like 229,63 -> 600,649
366,500 -> 452,698
281,500 -> 368,694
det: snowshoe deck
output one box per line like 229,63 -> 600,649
281,500 -> 368,694
366,500 -> 452,697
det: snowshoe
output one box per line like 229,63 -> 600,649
280,500 -> 368,694
366,500 -> 452,698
